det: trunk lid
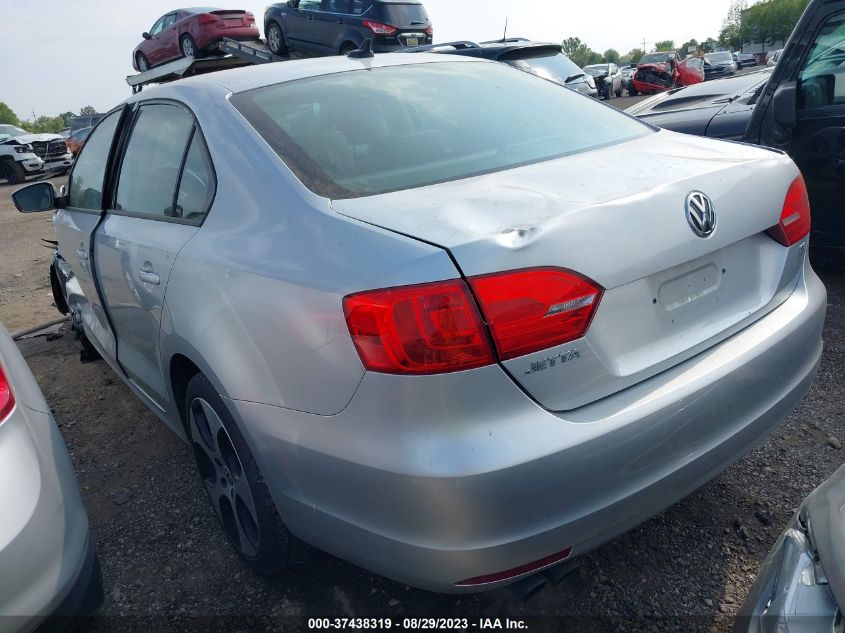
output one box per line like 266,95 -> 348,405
332,131 -> 805,410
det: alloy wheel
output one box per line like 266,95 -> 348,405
268,25 -> 281,53
182,38 -> 195,57
189,397 -> 260,558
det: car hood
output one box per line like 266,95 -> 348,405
637,62 -> 670,73
5,133 -> 64,143
803,463 -> 845,608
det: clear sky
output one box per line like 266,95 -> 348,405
0,0 -> 735,118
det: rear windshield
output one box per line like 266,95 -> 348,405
232,62 -> 651,199
377,2 -> 428,25
500,50 -> 584,86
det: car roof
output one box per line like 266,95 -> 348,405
126,52 -> 489,101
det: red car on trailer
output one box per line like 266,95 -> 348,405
133,7 -> 259,72
630,51 -> 704,96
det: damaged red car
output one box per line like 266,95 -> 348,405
630,51 -> 704,96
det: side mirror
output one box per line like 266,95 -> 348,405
142,32 -> 151,40
772,82 -> 797,127
12,182 -> 61,213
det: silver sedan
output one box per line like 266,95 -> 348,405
13,52 -> 826,593
0,326 -> 102,631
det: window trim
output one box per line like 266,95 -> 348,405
108,99 -> 217,226
64,105 -> 133,216
796,9 -> 845,114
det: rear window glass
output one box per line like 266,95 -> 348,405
377,2 -> 428,25
232,62 -> 651,199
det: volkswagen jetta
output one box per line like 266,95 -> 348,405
13,52 -> 826,593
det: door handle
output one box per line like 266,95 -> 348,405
139,271 -> 160,286
76,249 -> 88,261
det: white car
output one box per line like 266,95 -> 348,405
0,124 -> 73,184
766,49 -> 783,67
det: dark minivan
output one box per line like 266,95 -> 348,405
264,0 -> 433,56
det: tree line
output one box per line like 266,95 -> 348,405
720,0 -> 810,51
0,102 -> 98,134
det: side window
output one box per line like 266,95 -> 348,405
115,104 -> 194,218
324,0 -> 350,13
163,13 -> 177,28
300,0 -> 321,10
68,111 -> 121,211
799,11 -> 845,109
150,17 -> 166,36
175,133 -> 215,222
350,0 -> 372,14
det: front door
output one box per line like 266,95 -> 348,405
748,1 -> 845,262
95,103 -> 213,407
55,108 -> 126,360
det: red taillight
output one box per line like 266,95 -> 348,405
767,175 -> 811,247
363,20 -> 398,35
425,25 -> 433,36
0,363 -> 15,423
468,268 -> 603,361
343,280 -> 495,375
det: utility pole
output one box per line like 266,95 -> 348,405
642,38 -> 647,52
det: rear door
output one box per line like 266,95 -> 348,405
94,102 -> 215,407
286,0 -> 321,47
55,108 -> 127,360
159,13 -> 180,61
746,0 -> 845,262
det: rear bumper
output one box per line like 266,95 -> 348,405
231,259 -> 825,593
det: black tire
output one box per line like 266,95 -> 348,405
266,21 -> 287,56
135,52 -> 150,72
185,373 -> 292,575
1,159 -> 25,185
615,87 -> 623,98
180,34 -> 202,59
339,41 -> 357,55
628,86 -> 638,97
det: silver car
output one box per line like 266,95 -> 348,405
0,326 -> 102,631
13,52 -> 826,593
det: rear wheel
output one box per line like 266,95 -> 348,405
180,34 -> 201,59
266,22 -> 287,56
1,159 -> 25,185
135,52 -> 150,72
628,85 -> 638,96
339,41 -> 357,55
185,373 -> 292,575
615,86 -> 623,98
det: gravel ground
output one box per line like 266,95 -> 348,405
13,268 -> 842,633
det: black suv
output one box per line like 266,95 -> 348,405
404,39 -> 599,99
264,0 -> 432,56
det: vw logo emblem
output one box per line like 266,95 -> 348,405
685,192 -> 717,238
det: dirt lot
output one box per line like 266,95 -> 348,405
2,172 -> 844,632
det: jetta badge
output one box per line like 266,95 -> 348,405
685,192 -> 717,238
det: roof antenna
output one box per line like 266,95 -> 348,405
502,18 -> 508,42
347,38 -> 375,59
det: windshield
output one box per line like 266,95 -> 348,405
501,49 -> 584,85
706,52 -> 733,63
232,62 -> 651,199
639,52 -> 672,65
583,65 -> 609,76
0,124 -> 28,138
